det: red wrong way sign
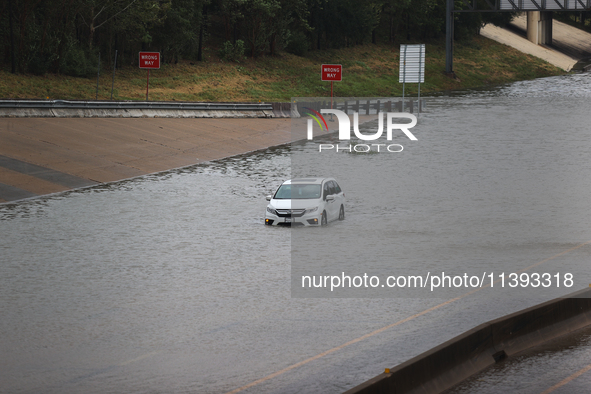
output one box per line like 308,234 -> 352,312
139,52 -> 160,101
139,52 -> 160,69
321,64 -> 342,81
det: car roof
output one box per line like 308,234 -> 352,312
283,178 -> 333,185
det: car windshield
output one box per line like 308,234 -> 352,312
274,184 -> 321,199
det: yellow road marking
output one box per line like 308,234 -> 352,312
516,240 -> 591,273
225,295 -> 468,394
540,363 -> 591,394
226,240 -> 591,394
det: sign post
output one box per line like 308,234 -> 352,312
321,64 -> 342,109
139,52 -> 160,101
399,44 -> 425,114
96,52 -> 100,100
111,50 -> 117,100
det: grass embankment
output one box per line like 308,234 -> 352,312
0,35 -> 563,102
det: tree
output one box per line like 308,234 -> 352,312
241,0 -> 280,57
78,0 -> 139,49
151,0 -> 208,63
217,0 -> 246,43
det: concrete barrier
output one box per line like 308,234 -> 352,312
0,108 -> 275,118
344,288 -> 591,394
272,102 -> 291,117
0,100 -> 291,118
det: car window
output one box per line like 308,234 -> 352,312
328,181 -> 336,196
333,181 -> 342,194
275,184 -> 321,199
306,185 -> 321,198
323,182 -> 330,200
275,184 -> 291,199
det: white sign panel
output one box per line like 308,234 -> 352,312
399,44 -> 425,84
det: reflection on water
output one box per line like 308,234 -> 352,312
2,74 -> 591,393
291,96 -> 591,298
433,72 -> 591,98
447,325 -> 591,394
0,147 -> 294,393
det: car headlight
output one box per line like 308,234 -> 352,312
266,207 -> 277,215
305,207 -> 318,214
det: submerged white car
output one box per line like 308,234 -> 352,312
265,178 -> 345,226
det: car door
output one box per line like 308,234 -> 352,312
332,180 -> 344,209
326,181 -> 339,221
322,181 -> 333,221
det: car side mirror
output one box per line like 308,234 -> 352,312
326,195 -> 335,201
266,195 -> 272,201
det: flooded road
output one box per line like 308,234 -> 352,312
2,73 -> 591,393
447,325 -> 591,394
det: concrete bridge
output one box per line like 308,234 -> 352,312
447,0 -> 591,73
526,11 -> 553,45
480,12 -> 591,71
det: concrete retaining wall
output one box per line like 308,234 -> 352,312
344,288 -> 591,394
0,108 -> 277,118
0,108 -> 279,118
0,100 -> 292,118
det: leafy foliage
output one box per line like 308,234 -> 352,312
218,39 -> 245,61
0,0 -> 515,75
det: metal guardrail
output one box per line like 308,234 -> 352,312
0,99 -> 273,111
295,99 -> 426,115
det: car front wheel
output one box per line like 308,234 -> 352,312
339,205 -> 345,220
321,211 -> 327,226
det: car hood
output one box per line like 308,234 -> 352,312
270,199 -> 319,210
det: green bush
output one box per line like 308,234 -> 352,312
59,44 -> 98,78
285,31 -> 309,57
218,40 -> 245,62
28,50 -> 57,75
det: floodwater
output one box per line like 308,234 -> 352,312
446,325 -> 591,394
2,73 -> 591,393
291,94 -> 591,300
